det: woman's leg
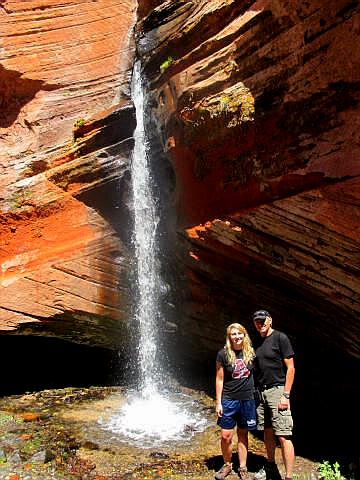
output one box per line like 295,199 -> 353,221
220,428 -> 234,463
236,427 -> 248,468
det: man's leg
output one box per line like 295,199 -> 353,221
278,435 -> 295,479
264,427 -> 277,462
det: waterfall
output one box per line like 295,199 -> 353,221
104,62 -> 207,446
130,61 -> 163,396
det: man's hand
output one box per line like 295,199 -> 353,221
278,395 -> 289,411
216,402 -> 223,417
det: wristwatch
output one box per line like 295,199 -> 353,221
282,392 -> 290,399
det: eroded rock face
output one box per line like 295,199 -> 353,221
136,0 -> 360,371
1,0 -> 359,381
0,0 -> 137,348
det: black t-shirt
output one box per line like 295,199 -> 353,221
254,330 -> 294,387
216,348 -> 255,400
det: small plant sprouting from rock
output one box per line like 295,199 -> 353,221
21,437 -> 42,456
0,413 -> 18,425
219,95 -> 231,112
160,56 -> 174,73
74,118 -> 86,128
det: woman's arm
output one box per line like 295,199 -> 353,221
215,361 -> 224,417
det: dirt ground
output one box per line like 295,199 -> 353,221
0,386 -> 330,480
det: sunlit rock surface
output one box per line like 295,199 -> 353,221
137,0 -> 360,368
0,0 -> 137,346
1,0 -> 359,378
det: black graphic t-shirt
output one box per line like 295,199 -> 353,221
216,348 -> 254,400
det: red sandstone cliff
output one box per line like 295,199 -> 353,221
0,0 -> 137,347
1,0 -> 359,366
137,0 -> 360,362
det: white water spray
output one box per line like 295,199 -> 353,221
105,62 -> 207,445
129,61 -> 163,396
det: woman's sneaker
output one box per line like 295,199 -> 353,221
215,462 -> 233,479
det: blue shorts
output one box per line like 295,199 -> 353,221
217,399 -> 257,430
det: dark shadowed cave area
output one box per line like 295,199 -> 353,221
0,320 -> 359,468
0,336 -> 126,396
166,330 -> 360,468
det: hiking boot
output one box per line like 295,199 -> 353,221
215,462 -> 233,479
238,466 -> 252,480
264,462 -> 281,480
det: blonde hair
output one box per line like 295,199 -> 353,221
225,323 -> 254,366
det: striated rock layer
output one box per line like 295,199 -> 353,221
136,0 -> 360,370
0,0 -> 137,348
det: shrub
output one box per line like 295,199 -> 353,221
318,461 -> 345,480
74,118 -> 86,128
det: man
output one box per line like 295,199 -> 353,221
252,310 -> 295,480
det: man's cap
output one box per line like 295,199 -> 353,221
252,310 -> 271,322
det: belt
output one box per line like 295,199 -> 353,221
259,383 -> 283,391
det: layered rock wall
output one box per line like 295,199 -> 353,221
1,0 -> 359,378
0,0 -> 137,347
136,0 -> 360,366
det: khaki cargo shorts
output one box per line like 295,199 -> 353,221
256,385 -> 293,436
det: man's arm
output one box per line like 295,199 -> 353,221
283,357 -> 295,394
278,357 -> 295,409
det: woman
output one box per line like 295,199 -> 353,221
215,323 -> 256,480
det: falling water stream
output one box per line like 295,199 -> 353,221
104,63 -> 207,446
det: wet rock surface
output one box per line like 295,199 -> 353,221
0,386 -> 320,480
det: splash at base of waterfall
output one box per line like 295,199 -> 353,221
103,390 -> 208,447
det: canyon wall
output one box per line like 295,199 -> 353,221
1,0 -> 359,384
0,0 -> 137,348
136,0 -> 360,371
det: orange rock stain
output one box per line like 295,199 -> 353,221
186,221 -> 213,239
0,199 -> 98,286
